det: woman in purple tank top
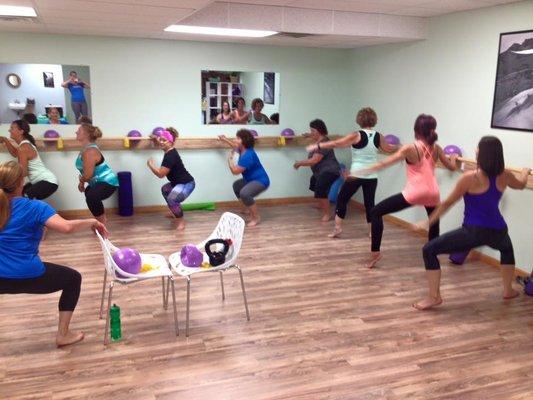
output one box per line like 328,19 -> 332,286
413,136 -> 531,310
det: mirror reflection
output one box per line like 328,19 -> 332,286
1,63 -> 92,125
201,70 -> 280,125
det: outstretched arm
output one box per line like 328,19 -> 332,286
363,144 -> 411,174
436,145 -> 459,171
306,132 -> 359,152
506,168 -> 531,190
45,214 -> 108,236
427,172 -> 473,227
294,153 -> 323,169
0,137 -> 19,158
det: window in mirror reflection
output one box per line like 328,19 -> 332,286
201,70 -> 280,125
1,63 -> 92,125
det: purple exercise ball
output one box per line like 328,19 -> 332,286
113,248 -> 142,276
127,130 -> 142,138
249,129 -> 258,138
44,129 -> 60,139
180,245 -> 203,268
384,134 -> 400,146
281,128 -> 295,137
152,126 -> 164,137
443,144 -> 462,157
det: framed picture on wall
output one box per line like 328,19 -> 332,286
264,72 -> 275,104
43,72 -> 55,88
491,29 -> 533,132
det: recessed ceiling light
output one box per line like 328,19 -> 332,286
0,5 -> 37,17
164,25 -> 277,38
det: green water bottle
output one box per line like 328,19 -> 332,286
110,304 -> 122,341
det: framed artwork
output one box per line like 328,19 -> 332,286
491,29 -> 533,132
264,72 -> 275,104
43,71 -> 55,88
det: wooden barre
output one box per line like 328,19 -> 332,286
456,156 -> 532,175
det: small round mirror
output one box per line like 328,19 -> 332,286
7,73 -> 21,88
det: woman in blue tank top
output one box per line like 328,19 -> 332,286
75,124 -> 118,223
414,136 -> 531,310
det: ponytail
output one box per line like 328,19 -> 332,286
0,161 -> 24,230
414,114 -> 438,146
81,123 -> 103,142
13,119 -> 36,146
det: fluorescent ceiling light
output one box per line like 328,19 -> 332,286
0,5 -> 37,17
165,25 -> 277,38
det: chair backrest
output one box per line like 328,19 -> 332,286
208,212 -> 245,263
95,231 -> 137,282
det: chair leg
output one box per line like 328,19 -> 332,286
99,269 -> 108,319
186,276 -> 191,337
161,276 -> 167,309
103,282 -> 114,346
236,266 -> 250,321
165,276 -> 171,310
170,277 -> 179,336
219,271 -> 226,301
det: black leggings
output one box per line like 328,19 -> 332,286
23,181 -> 58,200
0,262 -> 81,311
335,178 -> 378,222
423,225 -> 515,270
370,192 -> 439,252
85,182 -> 117,217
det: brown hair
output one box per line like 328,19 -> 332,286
78,115 -> 92,124
413,114 -> 438,146
477,136 -> 505,177
12,119 -> 36,146
166,127 -> 179,141
236,129 -> 255,149
81,123 -> 103,142
0,161 -> 24,230
356,107 -> 377,128
251,98 -> 264,110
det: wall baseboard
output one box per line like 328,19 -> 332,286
350,200 -> 530,278
57,196 -> 316,219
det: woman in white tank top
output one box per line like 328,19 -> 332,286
1,120 -> 58,200
306,108 -> 397,238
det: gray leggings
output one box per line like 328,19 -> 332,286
71,101 -> 88,121
233,179 -> 267,206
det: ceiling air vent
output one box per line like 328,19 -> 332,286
274,32 -> 316,39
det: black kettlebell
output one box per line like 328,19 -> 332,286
205,239 -> 231,266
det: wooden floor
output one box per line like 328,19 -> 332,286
1,204 -> 532,400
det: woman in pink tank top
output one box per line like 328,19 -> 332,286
353,114 -> 458,268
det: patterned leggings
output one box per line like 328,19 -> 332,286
161,181 -> 195,218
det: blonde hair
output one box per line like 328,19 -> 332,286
166,127 -> 179,141
0,161 -> 24,230
81,123 -> 103,142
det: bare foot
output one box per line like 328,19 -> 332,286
412,296 -> 443,310
247,217 -> 261,227
328,227 -> 342,238
56,330 -> 85,347
321,214 -> 332,222
366,252 -> 382,269
176,221 -> 186,231
503,289 -> 520,300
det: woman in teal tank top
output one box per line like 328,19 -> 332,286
306,108 -> 397,238
75,124 -> 118,223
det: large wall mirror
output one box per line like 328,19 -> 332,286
1,63 -> 92,125
201,70 -> 280,125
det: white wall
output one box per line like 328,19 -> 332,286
0,63 -> 65,122
349,0 -> 533,272
0,32 -> 353,212
240,71 -> 281,119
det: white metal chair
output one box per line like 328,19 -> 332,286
168,212 -> 250,336
96,231 -> 179,345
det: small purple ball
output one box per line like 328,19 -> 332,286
112,248 -> 142,277
180,245 -> 203,268
152,126 -> 164,137
281,128 -> 295,137
443,145 -> 462,157
384,134 -> 400,146
127,130 -> 142,138
249,129 -> 258,138
44,130 -> 60,139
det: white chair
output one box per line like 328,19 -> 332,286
96,231 -> 179,345
168,212 -> 250,336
